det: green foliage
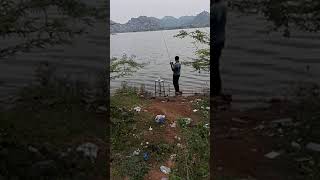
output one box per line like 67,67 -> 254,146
174,30 -> 210,71
172,122 -> 210,179
117,156 -> 149,180
228,0 -> 320,37
16,62 -> 87,110
0,0 -> 106,58
277,82 -> 320,179
110,54 -> 144,79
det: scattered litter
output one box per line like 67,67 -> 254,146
193,109 -> 198,112
170,154 -> 177,160
271,118 -> 293,126
146,142 -> 149,145
140,142 -> 144,146
28,146 -> 39,153
149,126 -> 153,131
295,157 -> 312,162
181,118 -> 192,125
201,106 -> 204,109
196,99 -> 202,101
177,143 -> 182,148
268,133 -> 274,137
144,110 -> 148,112
254,124 -> 265,130
232,117 -> 248,124
143,152 -> 150,161
132,149 -> 140,156
155,115 -> 166,124
264,151 -> 281,159
190,100 -> 193,103
291,141 -> 301,149
306,142 -> 320,152
160,165 -> 171,174
97,106 -> 108,112
134,106 -> 141,112
161,101 -> 165,103
161,178 -> 169,180
170,122 -> 177,128
206,107 -> 210,110
204,123 -> 209,129
76,142 -> 99,160
174,136 -> 181,141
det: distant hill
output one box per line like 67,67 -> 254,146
111,11 -> 209,33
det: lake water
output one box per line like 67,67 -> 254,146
111,12 -> 320,109
1,10 -> 320,109
110,27 -> 210,95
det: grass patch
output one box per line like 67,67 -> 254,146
171,98 -> 210,179
111,86 -> 153,179
114,156 -> 149,180
0,62 -> 106,179
273,82 -> 320,179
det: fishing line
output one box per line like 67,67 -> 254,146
160,30 -> 171,62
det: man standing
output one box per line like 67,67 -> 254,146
170,56 -> 182,95
212,0 -> 227,96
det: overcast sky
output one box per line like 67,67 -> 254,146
111,0 -> 210,24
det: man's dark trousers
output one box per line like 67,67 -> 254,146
173,75 -> 180,92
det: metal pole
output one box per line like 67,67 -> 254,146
154,80 -> 157,97
162,81 -> 165,96
159,80 -> 162,96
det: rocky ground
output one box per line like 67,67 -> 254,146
110,88 -> 209,179
213,96 -> 320,180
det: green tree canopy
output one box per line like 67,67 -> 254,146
228,0 -> 320,37
174,30 -> 210,72
110,54 -> 144,79
0,0 -> 106,58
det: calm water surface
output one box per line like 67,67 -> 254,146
110,28 -> 210,95
111,12 -> 320,109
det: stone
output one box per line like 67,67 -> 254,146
170,122 -> 176,128
76,142 -> 99,161
264,151 -> 281,159
271,118 -> 293,126
133,149 -> 140,156
232,117 -> 248,124
160,165 -> 171,174
133,106 -> 141,112
306,142 -> 320,152
97,106 -> 108,112
29,160 -> 58,177
291,141 -> 301,149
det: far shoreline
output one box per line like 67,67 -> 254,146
111,26 -> 210,35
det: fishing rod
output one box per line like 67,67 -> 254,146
160,30 -> 172,63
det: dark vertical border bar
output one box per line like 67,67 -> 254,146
106,0 -> 111,179
209,0 -> 214,179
